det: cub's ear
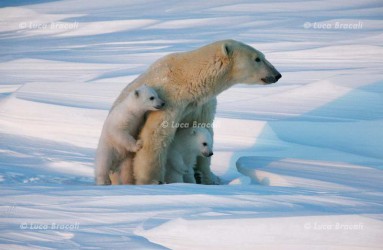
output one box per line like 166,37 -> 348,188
191,128 -> 197,136
222,42 -> 233,58
134,90 -> 139,97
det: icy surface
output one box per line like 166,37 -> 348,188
1,0 -> 382,249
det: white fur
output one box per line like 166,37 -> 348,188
112,40 -> 281,185
95,85 -> 164,185
165,127 -> 213,184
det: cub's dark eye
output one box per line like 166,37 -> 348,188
255,57 -> 261,62
149,96 -> 155,101
202,142 -> 207,146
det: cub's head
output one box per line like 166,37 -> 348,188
134,84 -> 165,111
190,127 -> 213,158
221,40 -> 282,85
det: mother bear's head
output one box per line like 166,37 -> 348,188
220,39 -> 282,85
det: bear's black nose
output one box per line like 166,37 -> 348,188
208,152 -> 214,157
275,73 -> 282,81
161,101 -> 165,107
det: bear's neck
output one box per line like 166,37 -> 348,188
170,49 -> 234,104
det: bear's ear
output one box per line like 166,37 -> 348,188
191,128 -> 197,136
134,90 -> 140,98
222,43 -> 233,58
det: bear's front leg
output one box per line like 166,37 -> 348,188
165,167 -> 184,183
109,131 -> 140,153
133,108 -> 181,184
166,153 -> 188,184
109,171 -> 120,185
183,167 -> 196,184
196,156 -> 220,185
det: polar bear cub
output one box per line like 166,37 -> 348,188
165,127 -> 213,184
95,84 -> 165,185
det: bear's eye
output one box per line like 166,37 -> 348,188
255,57 -> 261,62
202,142 -> 207,147
149,96 -> 155,101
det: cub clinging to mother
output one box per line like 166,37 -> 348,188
95,84 -> 165,185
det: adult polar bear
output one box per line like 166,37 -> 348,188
112,40 -> 281,184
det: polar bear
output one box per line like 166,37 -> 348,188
112,40 -> 281,185
95,84 -> 165,185
165,127 -> 213,184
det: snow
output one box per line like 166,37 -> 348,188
1,0 -> 383,249
137,215 -> 382,250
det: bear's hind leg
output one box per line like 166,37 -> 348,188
119,156 -> 135,184
95,144 -> 113,185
